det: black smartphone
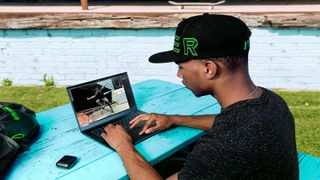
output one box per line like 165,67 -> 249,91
56,155 -> 78,169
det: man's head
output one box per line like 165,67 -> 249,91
149,14 -> 251,97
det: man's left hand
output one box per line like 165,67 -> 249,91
100,124 -> 133,151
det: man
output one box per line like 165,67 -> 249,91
87,85 -> 114,113
100,13 -> 299,179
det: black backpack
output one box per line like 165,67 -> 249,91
0,102 -> 40,175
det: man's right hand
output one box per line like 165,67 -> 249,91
129,113 -> 174,135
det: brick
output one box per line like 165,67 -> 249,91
65,74 -> 86,80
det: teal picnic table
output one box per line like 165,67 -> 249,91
4,80 -> 320,179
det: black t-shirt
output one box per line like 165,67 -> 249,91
178,88 -> 299,180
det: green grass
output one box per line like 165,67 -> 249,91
275,91 -> 320,158
0,86 -> 69,112
0,86 -> 319,157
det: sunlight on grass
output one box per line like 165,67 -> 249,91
0,86 -> 69,112
275,91 -> 320,158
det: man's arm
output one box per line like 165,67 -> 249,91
101,124 -> 162,180
117,145 -> 162,180
86,95 -> 95,100
130,114 -> 216,135
87,90 -> 98,100
170,114 -> 216,131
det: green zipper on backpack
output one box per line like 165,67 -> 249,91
11,133 -> 25,140
0,105 -> 21,121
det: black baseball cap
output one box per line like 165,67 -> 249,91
149,13 -> 251,63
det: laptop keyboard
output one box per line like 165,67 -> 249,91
89,111 -> 157,145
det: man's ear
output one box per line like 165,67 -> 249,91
203,60 -> 218,80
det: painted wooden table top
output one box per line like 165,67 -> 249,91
5,80 -> 320,180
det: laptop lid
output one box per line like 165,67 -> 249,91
67,72 -> 137,132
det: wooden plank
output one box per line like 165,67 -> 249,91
131,79 -> 184,109
298,152 -> 320,180
57,152 -> 129,180
0,12 -> 319,29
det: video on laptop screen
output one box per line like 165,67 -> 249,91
69,76 -> 130,127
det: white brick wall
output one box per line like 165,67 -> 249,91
249,28 -> 320,90
0,28 -> 319,90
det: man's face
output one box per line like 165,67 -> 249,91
176,60 -> 205,97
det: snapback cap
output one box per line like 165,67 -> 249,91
149,13 -> 251,63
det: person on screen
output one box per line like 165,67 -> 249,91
87,85 -> 114,113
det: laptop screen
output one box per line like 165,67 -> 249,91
67,73 -> 136,131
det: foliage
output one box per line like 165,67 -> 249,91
2,78 -> 13,86
42,74 -> 55,86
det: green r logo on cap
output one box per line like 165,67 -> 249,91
183,38 -> 198,56
173,36 -> 199,57
173,35 -> 181,54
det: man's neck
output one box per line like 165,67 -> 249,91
211,73 -> 261,108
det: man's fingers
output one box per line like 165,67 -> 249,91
100,132 -> 110,143
129,114 -> 141,123
129,114 -> 147,125
130,119 -> 143,129
104,126 -> 109,134
104,123 -> 114,134
101,132 -> 107,139
130,114 -> 149,129
145,126 -> 159,134
129,114 -> 147,124
115,124 -> 126,131
115,124 -> 122,128
139,114 -> 156,135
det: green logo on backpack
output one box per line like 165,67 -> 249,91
0,105 -> 20,121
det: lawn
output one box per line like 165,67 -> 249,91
0,86 -> 69,112
0,86 -> 319,157
275,91 -> 320,158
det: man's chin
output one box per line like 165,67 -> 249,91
182,83 -> 204,97
193,90 -> 210,98
194,93 -> 203,97
191,91 -> 203,97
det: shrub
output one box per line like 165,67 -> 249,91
43,74 -> 55,86
2,78 -> 12,86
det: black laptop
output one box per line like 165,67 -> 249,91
67,72 -> 157,147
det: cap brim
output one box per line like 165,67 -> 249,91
149,50 -> 189,63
